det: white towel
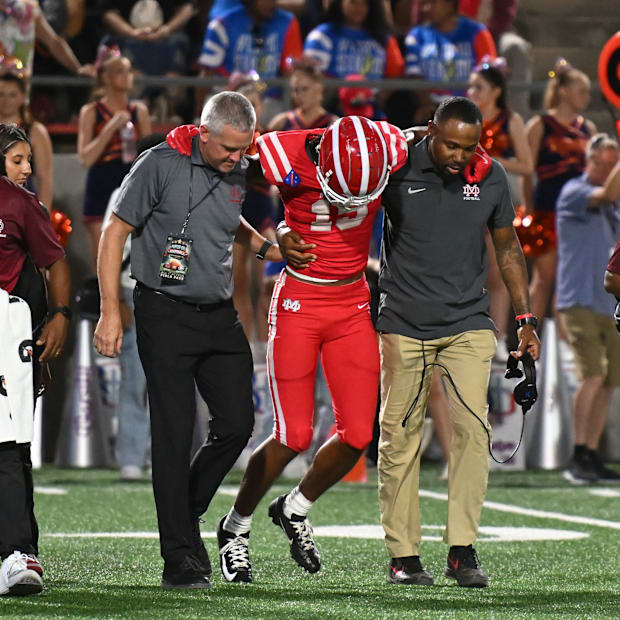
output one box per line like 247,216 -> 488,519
0,288 -> 34,443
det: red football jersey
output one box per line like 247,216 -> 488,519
257,122 -> 408,281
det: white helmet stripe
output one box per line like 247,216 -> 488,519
331,118 -> 351,196
378,121 -> 397,169
372,121 -> 388,185
351,116 -> 369,196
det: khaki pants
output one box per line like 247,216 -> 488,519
378,330 -> 496,558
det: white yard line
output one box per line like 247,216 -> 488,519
420,489 -> 620,530
34,486 -> 68,495
589,489 -> 620,498
43,525 -> 587,543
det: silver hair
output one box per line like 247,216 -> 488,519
199,91 -> 256,135
586,133 -> 619,160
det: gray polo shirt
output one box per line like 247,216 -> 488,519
113,136 -> 247,303
377,137 -> 515,340
556,173 -> 618,315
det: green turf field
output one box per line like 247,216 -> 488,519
1,465 -> 619,619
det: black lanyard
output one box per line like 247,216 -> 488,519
180,164 -> 224,235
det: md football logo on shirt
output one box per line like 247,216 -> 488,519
230,185 -> 243,203
462,184 -> 480,201
282,298 -> 301,312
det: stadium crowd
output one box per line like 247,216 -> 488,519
1,0 -> 620,597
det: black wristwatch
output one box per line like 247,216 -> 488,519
256,240 -> 273,260
49,306 -> 72,321
515,314 -> 538,329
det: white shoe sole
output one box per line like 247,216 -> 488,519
3,570 -> 43,596
563,470 -> 597,485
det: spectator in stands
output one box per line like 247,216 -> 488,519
455,0 -> 531,119
198,0 -> 303,121
101,1 -> 195,122
268,56 -> 337,131
0,73 -> 53,209
77,45 -> 151,270
556,133 -> 620,485
0,0 -> 94,88
411,1 -> 530,118
403,0 -> 496,122
404,0 -> 496,83
0,122 -> 70,597
522,60 -> 595,331
303,0 -> 404,96
208,0 -> 241,20
467,56 -> 532,358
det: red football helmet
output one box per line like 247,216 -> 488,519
316,116 -> 390,210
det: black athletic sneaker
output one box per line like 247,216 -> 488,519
445,546 -> 489,588
161,555 -> 211,589
387,556 -> 434,586
217,517 -> 252,583
563,454 -> 598,485
268,494 -> 321,573
589,451 -> 620,484
192,518 -> 212,577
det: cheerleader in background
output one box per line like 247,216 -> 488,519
268,57 -> 338,132
522,59 -> 595,331
77,45 -> 151,269
467,56 -> 533,357
0,72 -> 53,209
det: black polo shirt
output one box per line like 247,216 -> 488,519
377,137 -> 515,340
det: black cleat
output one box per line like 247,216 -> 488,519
268,494 -> 321,573
387,556 -> 434,586
445,546 -> 488,588
563,454 -> 598,485
192,518 -> 212,577
589,451 -> 620,484
161,555 -> 211,589
217,517 -> 252,583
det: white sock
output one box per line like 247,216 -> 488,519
223,508 -> 252,535
283,486 -> 313,519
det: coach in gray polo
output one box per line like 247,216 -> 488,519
377,97 -> 540,589
94,92 -> 281,590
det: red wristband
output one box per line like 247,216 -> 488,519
515,313 -> 534,321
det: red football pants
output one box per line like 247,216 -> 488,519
267,271 -> 379,452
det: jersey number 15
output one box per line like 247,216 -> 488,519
310,199 -> 368,232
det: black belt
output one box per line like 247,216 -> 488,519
136,282 -> 232,312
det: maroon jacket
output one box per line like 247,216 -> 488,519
0,177 -> 64,293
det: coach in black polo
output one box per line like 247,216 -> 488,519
94,92 -> 281,589
377,97 -> 540,588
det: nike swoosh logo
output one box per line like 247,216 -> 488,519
220,559 -> 238,582
408,187 -> 427,194
357,302 -> 369,310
